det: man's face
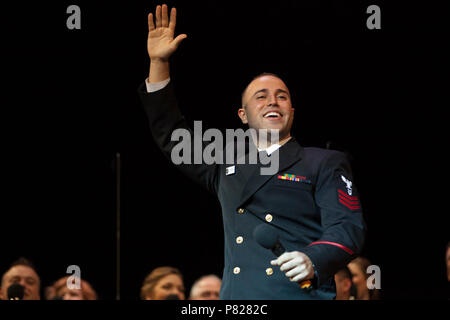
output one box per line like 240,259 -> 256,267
238,75 -> 295,142
190,277 -> 221,300
0,265 -> 40,300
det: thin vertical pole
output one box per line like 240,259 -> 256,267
115,152 -> 121,300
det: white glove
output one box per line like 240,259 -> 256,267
270,251 -> 315,282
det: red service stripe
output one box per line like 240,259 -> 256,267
339,199 -> 361,210
308,241 -> 354,255
338,189 -> 359,201
338,194 -> 359,205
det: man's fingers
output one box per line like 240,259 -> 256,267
155,5 -> 162,28
169,7 -> 177,31
280,258 -> 298,272
285,265 -> 306,278
270,252 -> 293,266
153,5 -> 176,31
161,4 -> 169,27
271,252 -> 299,266
148,13 -> 155,31
171,34 -> 187,49
270,251 -> 313,283
291,271 -> 308,282
280,257 -> 306,272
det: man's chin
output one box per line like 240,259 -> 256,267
23,293 -> 37,300
258,122 -> 285,131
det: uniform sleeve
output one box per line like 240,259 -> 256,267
137,81 -> 219,195
299,151 -> 366,287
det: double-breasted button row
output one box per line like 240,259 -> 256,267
237,208 -> 273,223
233,209 -> 274,277
234,208 -> 244,276
233,267 -> 273,276
265,213 -> 274,276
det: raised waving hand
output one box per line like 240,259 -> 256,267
147,4 -> 187,62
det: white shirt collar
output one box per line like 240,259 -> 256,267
257,136 -> 292,155
257,143 -> 282,156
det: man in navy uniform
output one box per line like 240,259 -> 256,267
138,4 -> 366,299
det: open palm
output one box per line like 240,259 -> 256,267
147,4 -> 187,61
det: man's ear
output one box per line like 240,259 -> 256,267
238,107 -> 248,124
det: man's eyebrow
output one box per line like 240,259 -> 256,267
252,88 -> 290,97
275,89 -> 289,95
252,89 -> 268,97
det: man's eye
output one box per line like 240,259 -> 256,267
10,277 -> 20,283
256,96 -> 266,99
278,95 -> 287,99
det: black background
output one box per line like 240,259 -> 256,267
2,0 -> 448,300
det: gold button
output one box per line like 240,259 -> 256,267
266,268 -> 273,276
265,214 -> 273,222
236,236 -> 243,244
237,208 -> 245,214
233,267 -> 240,274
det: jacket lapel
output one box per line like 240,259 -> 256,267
236,138 -> 304,209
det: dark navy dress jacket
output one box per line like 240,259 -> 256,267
139,82 -> 366,300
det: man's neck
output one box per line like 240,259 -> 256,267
278,135 -> 292,147
256,135 -> 292,150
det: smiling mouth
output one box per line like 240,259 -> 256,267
263,111 -> 282,119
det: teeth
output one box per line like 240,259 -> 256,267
264,112 -> 281,118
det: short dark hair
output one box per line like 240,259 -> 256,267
10,257 -> 37,271
241,72 -> 287,107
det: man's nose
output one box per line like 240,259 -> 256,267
18,279 -> 28,288
267,94 -> 279,106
